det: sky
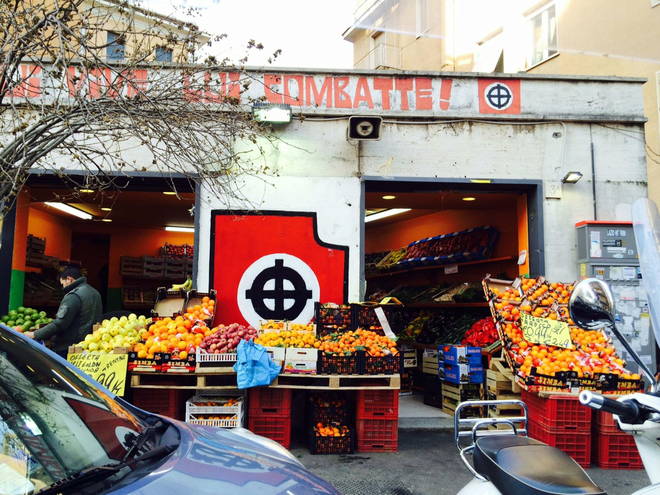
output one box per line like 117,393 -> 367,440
139,0 -> 355,69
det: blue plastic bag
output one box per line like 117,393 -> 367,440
233,340 -> 282,389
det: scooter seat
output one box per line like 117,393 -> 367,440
473,435 -> 605,495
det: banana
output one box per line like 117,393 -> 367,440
170,277 -> 193,291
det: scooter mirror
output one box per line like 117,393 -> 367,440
569,278 -> 616,331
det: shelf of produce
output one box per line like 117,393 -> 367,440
405,302 -> 488,309
365,256 -> 517,280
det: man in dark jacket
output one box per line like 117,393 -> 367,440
25,266 -> 103,357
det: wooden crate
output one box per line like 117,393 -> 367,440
441,381 -> 482,416
486,358 -> 521,395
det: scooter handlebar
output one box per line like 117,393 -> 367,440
579,390 -> 640,421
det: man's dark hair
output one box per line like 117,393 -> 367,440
60,266 -> 82,280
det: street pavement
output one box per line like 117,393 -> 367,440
293,430 -> 649,495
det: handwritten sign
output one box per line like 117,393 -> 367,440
374,307 -> 398,341
520,313 -> 573,349
67,352 -> 128,396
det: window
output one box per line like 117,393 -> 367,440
155,46 -> 173,63
529,4 -> 557,67
106,31 -> 125,61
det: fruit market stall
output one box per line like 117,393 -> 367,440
67,295 -> 402,455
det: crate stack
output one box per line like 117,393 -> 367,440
308,392 -> 354,455
422,349 -> 442,407
248,388 -> 292,449
355,389 -> 398,452
592,411 -> 643,469
440,345 -> 483,415
485,357 -> 521,420
26,235 -> 46,266
131,389 -> 187,420
522,390 -> 592,468
185,394 -> 243,428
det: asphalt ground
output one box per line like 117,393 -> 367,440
292,430 -> 650,495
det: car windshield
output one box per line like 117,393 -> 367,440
0,325 -> 144,494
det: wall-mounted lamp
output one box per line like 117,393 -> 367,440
252,103 -> 292,124
562,171 -> 583,184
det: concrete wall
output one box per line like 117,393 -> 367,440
196,116 -> 647,294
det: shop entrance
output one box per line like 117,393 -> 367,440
362,179 -> 542,424
1,174 -> 196,318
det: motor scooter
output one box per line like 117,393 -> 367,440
454,198 -> 660,495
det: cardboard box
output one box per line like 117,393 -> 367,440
441,363 -> 484,384
151,287 -> 186,318
283,360 -> 317,374
285,348 -> 318,361
441,345 -> 482,365
265,346 -> 286,362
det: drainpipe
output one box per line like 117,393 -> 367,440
589,124 -> 598,220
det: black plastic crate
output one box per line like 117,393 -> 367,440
309,427 -> 354,455
317,352 -> 360,375
315,303 -> 354,336
362,353 -> 402,375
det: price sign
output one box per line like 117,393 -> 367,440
67,352 -> 128,396
520,313 -> 573,349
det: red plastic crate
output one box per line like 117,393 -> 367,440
528,420 -> 591,468
248,415 -> 292,449
595,410 -> 623,433
131,389 -> 186,420
522,390 -> 591,431
593,431 -> 643,469
356,390 -> 399,420
248,388 -> 292,416
356,419 -> 398,453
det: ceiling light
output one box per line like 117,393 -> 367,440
562,171 -> 583,184
470,179 -> 492,184
163,191 -> 177,195
365,208 -> 411,223
165,226 -> 194,233
462,197 -> 476,201
44,202 -> 93,220
101,218 -> 112,223
252,103 -> 292,124
101,207 -> 112,212
382,195 -> 396,200
79,188 -> 94,193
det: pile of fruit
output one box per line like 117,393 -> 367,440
261,320 -> 286,330
488,277 -> 640,381
313,423 -> 350,437
1,307 -> 52,332
190,398 -> 240,408
191,414 -> 238,421
132,316 -> 209,359
289,322 -> 315,332
79,314 -> 151,352
184,296 -> 215,323
462,317 -> 499,347
199,323 -> 257,354
254,330 -> 317,348
318,329 -> 398,357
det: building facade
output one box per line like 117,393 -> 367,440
344,0 -> 660,201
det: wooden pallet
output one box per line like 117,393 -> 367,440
130,371 -> 237,390
269,373 -> 400,390
441,381 -> 483,416
130,371 -> 400,391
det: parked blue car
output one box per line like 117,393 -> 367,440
0,323 -> 340,494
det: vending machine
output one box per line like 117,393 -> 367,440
576,221 -> 656,375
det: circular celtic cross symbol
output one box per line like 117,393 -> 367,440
485,82 -> 513,111
237,253 -> 320,327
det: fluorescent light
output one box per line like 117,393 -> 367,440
252,103 -> 292,123
470,179 -> 492,184
79,188 -> 94,193
462,197 -> 477,201
382,195 -> 396,200
162,191 -> 177,195
562,171 -> 583,184
101,207 -> 112,212
165,226 -> 194,233
365,208 -> 411,223
101,218 -> 112,223
44,202 -> 93,220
